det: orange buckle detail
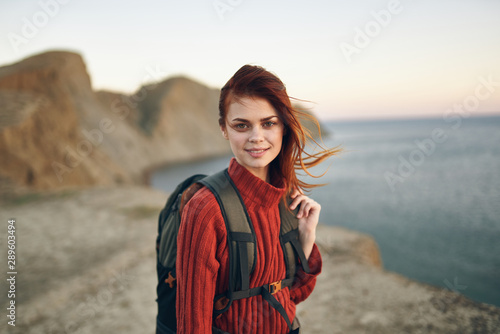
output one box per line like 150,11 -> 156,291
165,271 -> 176,289
269,280 -> 282,295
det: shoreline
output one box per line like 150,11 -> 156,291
140,153 -> 233,187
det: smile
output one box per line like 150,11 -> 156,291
245,148 -> 270,157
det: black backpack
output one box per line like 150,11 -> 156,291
155,169 -> 310,334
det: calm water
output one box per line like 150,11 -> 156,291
151,115 -> 500,307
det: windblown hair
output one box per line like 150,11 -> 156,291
219,64 -> 341,196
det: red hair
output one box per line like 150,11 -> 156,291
219,65 -> 341,196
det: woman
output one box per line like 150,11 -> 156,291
176,65 -> 340,333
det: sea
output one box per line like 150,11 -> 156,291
151,115 -> 500,307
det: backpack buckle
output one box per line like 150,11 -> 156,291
269,280 -> 282,295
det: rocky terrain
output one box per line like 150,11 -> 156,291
0,187 -> 498,333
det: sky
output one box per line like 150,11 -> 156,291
1,0 -> 499,120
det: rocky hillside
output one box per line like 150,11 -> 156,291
0,51 -> 128,192
0,51 -> 229,193
0,51 -> 329,195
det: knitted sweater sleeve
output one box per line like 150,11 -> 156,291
176,188 -> 224,334
289,243 -> 322,304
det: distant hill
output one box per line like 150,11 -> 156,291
0,50 -> 329,193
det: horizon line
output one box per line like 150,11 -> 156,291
321,112 -> 500,123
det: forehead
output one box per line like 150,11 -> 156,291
226,96 -> 278,121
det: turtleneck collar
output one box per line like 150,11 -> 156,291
228,158 -> 286,208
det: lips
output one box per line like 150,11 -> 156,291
245,148 -> 270,158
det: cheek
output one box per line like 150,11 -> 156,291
269,132 -> 284,151
272,127 -> 285,143
227,131 -> 247,147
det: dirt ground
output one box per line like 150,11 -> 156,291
1,186 -> 499,334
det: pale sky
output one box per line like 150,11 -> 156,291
1,0 -> 499,120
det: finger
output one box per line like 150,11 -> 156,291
300,199 -> 321,219
289,194 -> 305,210
301,201 -> 312,218
297,200 -> 312,219
289,190 -> 302,208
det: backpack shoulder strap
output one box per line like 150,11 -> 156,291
199,169 -> 256,298
279,198 -> 311,277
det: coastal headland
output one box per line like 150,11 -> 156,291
0,51 -> 499,333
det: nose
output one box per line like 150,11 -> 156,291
249,126 -> 264,143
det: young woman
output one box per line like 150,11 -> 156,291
176,65 -> 340,333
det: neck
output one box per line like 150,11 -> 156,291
234,158 -> 270,183
250,167 -> 269,183
228,158 -> 286,208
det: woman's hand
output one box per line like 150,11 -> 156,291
289,190 -> 321,260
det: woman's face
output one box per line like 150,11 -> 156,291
221,96 -> 284,182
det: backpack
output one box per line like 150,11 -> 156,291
155,169 -> 310,334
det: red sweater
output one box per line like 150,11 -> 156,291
176,158 -> 322,333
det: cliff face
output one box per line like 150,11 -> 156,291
0,51 -> 230,193
0,52 -> 129,191
136,76 -> 229,165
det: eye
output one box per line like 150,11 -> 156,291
263,121 -> 277,127
235,123 -> 248,129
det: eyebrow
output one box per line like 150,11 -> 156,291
231,116 -> 279,123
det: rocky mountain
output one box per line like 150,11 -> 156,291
0,51 -> 329,194
0,51 -> 128,192
0,51 -> 228,193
